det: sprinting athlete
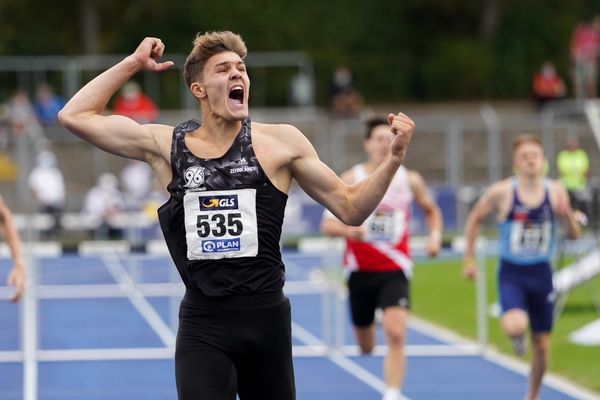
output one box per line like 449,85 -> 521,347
58,31 -> 416,400
463,134 -> 580,400
321,116 -> 442,400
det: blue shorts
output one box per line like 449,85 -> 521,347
498,259 -> 554,333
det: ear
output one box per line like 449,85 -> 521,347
190,82 -> 206,99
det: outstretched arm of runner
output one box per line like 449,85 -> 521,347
58,37 -> 174,161
292,113 -> 415,226
462,183 -> 504,279
320,170 -> 366,241
409,170 -> 443,257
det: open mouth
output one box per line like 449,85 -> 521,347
229,85 -> 244,105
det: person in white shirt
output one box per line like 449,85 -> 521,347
121,159 -> 153,211
83,173 -> 125,239
28,150 -> 65,238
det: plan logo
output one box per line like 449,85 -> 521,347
202,238 -> 241,253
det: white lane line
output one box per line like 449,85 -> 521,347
34,283 -> 184,299
0,351 -> 22,362
409,315 -> 600,400
101,254 -> 176,348
341,344 -> 480,357
291,321 -> 386,393
35,348 -> 173,362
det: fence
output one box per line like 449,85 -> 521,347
1,54 -> 600,234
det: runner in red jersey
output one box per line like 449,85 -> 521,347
321,117 -> 442,400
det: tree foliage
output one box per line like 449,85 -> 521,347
0,0 -> 598,103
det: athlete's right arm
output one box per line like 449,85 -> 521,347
58,37 -> 174,162
462,182 -> 504,279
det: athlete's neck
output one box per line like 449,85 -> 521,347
199,114 -> 243,142
516,174 -> 543,192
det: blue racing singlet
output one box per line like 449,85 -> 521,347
498,178 -> 556,265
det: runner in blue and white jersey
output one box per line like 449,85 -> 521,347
462,134 -> 580,400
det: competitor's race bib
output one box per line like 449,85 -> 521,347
363,209 -> 406,242
509,221 -> 551,256
183,189 -> 258,260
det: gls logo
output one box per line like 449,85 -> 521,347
199,195 -> 238,211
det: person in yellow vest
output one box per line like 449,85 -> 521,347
556,136 -> 589,215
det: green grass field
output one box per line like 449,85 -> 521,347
411,256 -> 600,394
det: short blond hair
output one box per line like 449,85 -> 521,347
183,31 -> 248,87
512,134 -> 542,154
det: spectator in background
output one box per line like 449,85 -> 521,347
112,81 -> 159,123
33,83 -> 64,125
570,15 -> 600,99
7,89 -> 46,151
28,150 -> 66,238
120,159 -> 153,211
329,66 -> 363,118
0,195 -> 25,303
82,173 -> 125,239
557,135 -> 590,216
531,61 -> 566,111
0,104 -> 18,180
289,72 -> 313,107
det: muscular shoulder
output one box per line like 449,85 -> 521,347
251,122 -> 311,161
141,123 -> 172,158
547,178 -> 569,204
145,123 -> 173,148
488,179 -> 512,196
252,122 -> 304,143
480,178 -> 512,207
547,178 -> 566,192
406,169 -> 434,203
137,123 -> 174,187
406,169 -> 425,190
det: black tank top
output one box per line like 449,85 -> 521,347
158,118 -> 288,296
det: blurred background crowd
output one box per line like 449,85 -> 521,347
0,0 -> 598,245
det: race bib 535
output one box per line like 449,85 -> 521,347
183,189 -> 258,260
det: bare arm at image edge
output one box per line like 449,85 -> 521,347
0,197 -> 25,303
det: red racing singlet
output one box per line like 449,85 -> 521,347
343,164 -> 414,276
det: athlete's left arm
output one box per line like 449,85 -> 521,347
288,114 -> 415,226
550,180 -> 580,240
319,170 -> 366,241
408,170 -> 443,257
